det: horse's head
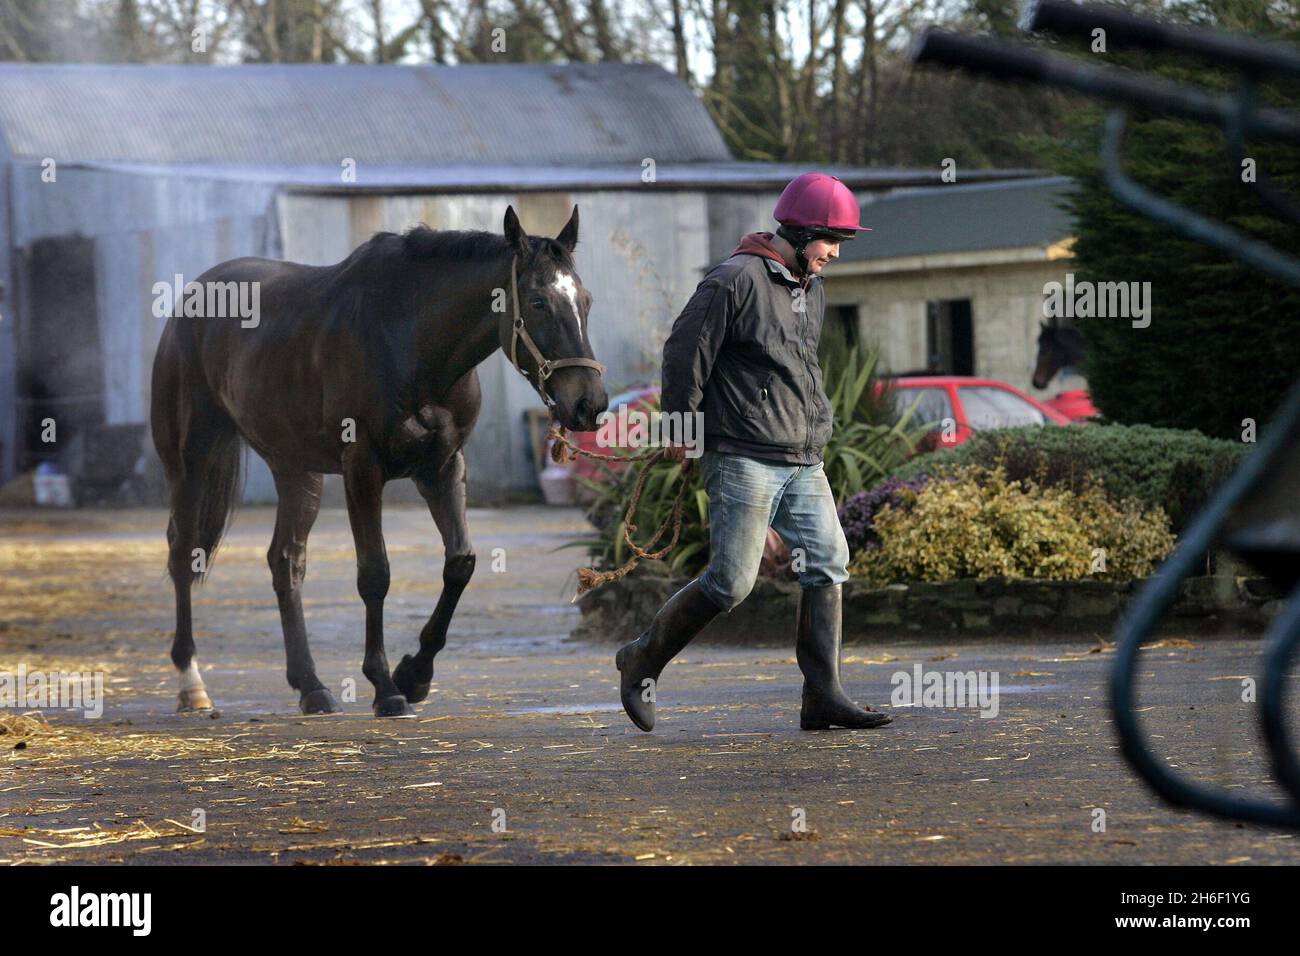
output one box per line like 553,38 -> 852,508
500,205 -> 608,432
1031,321 -> 1060,390
1032,321 -> 1086,390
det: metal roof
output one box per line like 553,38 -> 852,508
36,158 -> 1045,193
841,175 -> 1077,261
0,62 -> 731,166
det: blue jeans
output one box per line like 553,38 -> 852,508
696,450 -> 850,612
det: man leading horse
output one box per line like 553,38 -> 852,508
616,173 -> 893,732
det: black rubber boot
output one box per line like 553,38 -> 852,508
615,578 -> 722,731
797,584 -> 892,730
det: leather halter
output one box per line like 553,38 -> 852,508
507,256 -> 606,406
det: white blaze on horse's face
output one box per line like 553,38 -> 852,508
553,272 -> 583,338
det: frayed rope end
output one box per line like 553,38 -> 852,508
570,561 -> 639,604
548,423 -> 572,464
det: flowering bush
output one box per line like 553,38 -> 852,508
849,464 -> 1175,584
887,424 -> 1246,533
837,474 -> 932,556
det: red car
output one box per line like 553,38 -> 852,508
884,376 -> 1073,447
1043,388 -> 1099,422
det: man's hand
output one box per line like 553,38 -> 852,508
662,443 -> 688,463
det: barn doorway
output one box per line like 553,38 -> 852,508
16,235 -> 103,472
820,303 -> 860,365
926,298 -> 974,375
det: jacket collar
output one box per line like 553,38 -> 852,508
733,231 -> 800,287
762,256 -> 807,287
733,231 -> 813,288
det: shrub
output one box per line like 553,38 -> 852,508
819,345 -> 929,503
850,464 -> 1175,585
837,474 -> 932,556
887,423 -> 1247,533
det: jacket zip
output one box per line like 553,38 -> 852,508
800,277 -> 814,458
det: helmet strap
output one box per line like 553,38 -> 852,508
776,225 -> 813,276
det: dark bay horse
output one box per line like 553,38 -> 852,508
150,206 -> 607,718
1031,321 -> 1087,390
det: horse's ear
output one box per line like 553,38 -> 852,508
557,205 -> 579,253
504,205 -> 529,257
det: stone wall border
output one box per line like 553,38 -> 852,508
572,560 -> 1283,646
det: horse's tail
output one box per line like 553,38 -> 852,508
151,317 -> 243,584
186,424 -> 243,586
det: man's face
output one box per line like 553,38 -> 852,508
803,238 -> 841,274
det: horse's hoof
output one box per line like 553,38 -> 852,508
374,695 -> 416,718
392,655 -> 432,704
177,688 -> 213,712
300,688 -> 341,715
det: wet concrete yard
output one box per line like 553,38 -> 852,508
1,505 -> 1296,864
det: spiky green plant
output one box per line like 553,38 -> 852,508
820,346 -> 926,502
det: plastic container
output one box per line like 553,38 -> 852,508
34,462 -> 73,507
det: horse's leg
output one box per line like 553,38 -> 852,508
393,450 -> 476,703
268,470 -> 338,714
167,478 -> 212,713
343,447 -> 412,718
163,415 -> 239,713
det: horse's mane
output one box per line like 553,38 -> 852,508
320,225 -> 575,309
396,226 -> 512,261
1042,324 -> 1087,345
385,225 -> 575,269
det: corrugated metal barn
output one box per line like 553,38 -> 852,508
0,61 -> 1032,502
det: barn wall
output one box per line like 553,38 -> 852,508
706,192 -> 784,265
821,257 -> 1087,397
8,164 -> 280,499
277,189 -> 712,503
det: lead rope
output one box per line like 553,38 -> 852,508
547,422 -> 695,602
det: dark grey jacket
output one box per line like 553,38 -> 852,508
661,251 -> 832,465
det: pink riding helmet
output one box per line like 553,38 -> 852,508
774,173 -> 870,239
